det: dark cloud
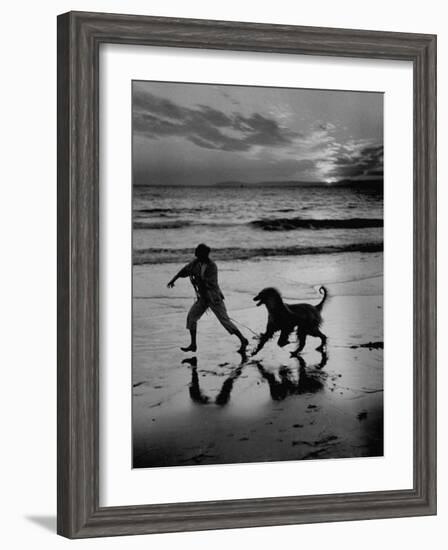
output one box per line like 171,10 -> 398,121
329,144 -> 383,182
133,90 -> 300,152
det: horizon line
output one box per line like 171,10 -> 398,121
133,181 -> 384,188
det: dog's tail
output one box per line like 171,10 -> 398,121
315,286 -> 328,312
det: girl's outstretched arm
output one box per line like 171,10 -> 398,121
167,260 -> 195,288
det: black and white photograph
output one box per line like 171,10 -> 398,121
132,80 -> 384,468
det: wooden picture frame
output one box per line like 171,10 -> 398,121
57,11 -> 437,538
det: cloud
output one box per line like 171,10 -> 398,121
133,90 -> 300,152
281,121 -> 383,183
327,143 -> 383,181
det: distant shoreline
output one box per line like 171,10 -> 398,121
133,180 -> 383,189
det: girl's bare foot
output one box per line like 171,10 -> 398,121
181,344 -> 197,352
181,356 -> 197,366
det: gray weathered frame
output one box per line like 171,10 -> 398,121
57,11 -> 437,538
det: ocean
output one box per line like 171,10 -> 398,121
132,185 -> 383,265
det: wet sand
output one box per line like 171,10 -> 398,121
132,252 -> 383,468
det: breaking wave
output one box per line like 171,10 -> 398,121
250,217 -> 383,231
133,216 -> 383,231
133,242 -> 383,265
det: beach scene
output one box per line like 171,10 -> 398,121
132,81 -> 383,468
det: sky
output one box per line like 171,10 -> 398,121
132,80 -> 383,186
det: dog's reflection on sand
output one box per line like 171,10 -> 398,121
254,351 -> 328,401
183,350 -> 327,406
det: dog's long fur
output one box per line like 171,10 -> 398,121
252,286 -> 327,356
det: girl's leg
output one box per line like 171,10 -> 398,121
181,327 -> 197,352
211,301 -> 248,351
183,300 -> 207,352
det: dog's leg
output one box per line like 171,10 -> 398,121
277,329 -> 291,348
314,330 -> 327,352
316,349 -> 328,369
252,326 -> 275,356
290,331 -> 307,356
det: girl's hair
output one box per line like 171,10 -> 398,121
195,243 -> 211,258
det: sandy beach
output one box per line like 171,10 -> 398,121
132,251 -> 383,468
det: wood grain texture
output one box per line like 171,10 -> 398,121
57,11 -> 437,538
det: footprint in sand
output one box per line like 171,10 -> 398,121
315,435 -> 338,445
357,410 -> 368,421
292,440 -> 312,447
292,435 -> 338,447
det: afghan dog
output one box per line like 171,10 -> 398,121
252,286 -> 327,356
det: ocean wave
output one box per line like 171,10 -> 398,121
135,206 -> 206,215
250,217 -> 383,231
133,219 -> 242,230
133,220 -> 193,230
133,216 -> 383,231
137,207 -> 176,214
133,242 -> 383,265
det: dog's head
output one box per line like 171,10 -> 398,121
253,287 -> 283,309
